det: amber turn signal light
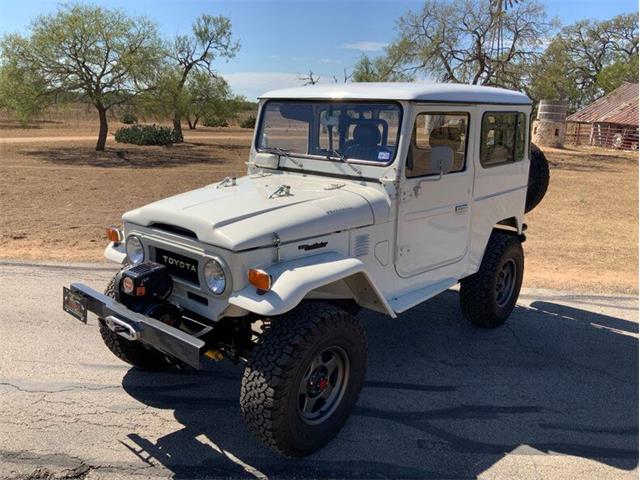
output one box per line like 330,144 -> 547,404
106,226 -> 123,243
248,268 -> 272,291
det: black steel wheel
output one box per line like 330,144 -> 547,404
460,231 -> 524,328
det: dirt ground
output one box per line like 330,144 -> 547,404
0,120 -> 637,294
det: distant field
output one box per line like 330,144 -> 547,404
0,118 -> 637,294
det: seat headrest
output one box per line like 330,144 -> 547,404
353,124 -> 381,146
430,126 -> 462,142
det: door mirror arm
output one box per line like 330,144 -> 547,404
413,162 -> 449,196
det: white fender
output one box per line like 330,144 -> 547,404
228,252 -> 396,318
104,242 -> 127,264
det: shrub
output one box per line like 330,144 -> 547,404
120,112 -> 138,124
114,124 -> 179,145
203,116 -> 229,127
240,115 -> 256,129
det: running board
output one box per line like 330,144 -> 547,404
388,278 -> 458,314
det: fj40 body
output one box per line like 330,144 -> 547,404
63,82 -> 549,457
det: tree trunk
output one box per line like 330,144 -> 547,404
173,114 -> 184,142
187,117 -> 195,130
96,105 -> 108,151
193,115 -> 199,129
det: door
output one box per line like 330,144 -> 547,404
395,108 -> 474,277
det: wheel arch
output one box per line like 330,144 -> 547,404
228,252 -> 396,318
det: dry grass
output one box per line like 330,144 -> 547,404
524,145 -> 638,294
0,120 -> 637,294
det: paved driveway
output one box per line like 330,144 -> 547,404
0,261 -> 637,479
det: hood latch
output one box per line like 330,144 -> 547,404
268,184 -> 292,199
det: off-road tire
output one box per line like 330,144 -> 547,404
459,232 -> 524,328
240,302 -> 367,457
525,143 -> 550,213
98,273 -> 170,370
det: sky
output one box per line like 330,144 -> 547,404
0,0 -> 637,99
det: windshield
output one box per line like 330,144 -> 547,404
256,100 -> 402,165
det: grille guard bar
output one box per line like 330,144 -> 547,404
67,283 -> 206,369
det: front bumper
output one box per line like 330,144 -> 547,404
64,283 -> 205,369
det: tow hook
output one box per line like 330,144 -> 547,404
105,315 -> 141,341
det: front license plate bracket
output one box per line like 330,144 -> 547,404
63,286 -> 88,323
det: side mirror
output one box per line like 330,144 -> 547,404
430,145 -> 454,175
251,152 -> 279,169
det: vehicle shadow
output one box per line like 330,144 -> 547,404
121,291 -> 638,479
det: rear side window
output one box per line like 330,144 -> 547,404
480,112 -> 527,168
406,112 -> 469,178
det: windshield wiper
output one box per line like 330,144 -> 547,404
327,149 -> 361,175
262,147 -> 303,168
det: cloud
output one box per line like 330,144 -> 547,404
321,58 -> 341,64
223,71 -> 329,99
341,41 -> 388,52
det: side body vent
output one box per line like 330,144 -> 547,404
353,234 -> 370,257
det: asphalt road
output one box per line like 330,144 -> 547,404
0,261 -> 637,480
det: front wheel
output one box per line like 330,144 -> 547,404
459,232 -> 524,328
240,302 -> 367,457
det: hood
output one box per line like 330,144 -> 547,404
123,174 -> 386,251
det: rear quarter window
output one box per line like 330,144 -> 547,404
480,112 -> 527,168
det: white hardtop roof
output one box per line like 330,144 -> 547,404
260,82 -> 532,105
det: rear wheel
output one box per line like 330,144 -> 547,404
459,232 -> 524,328
240,302 -> 367,457
98,273 -> 171,370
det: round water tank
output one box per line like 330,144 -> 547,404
537,100 -> 568,122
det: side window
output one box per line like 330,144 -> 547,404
480,112 -> 527,167
406,112 -> 469,178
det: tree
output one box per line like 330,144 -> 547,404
361,0 -> 550,90
298,70 -> 320,85
0,62 -> 52,124
1,5 -> 163,150
530,13 -> 638,109
596,57 -> 639,94
529,38 -> 581,107
351,54 -> 412,82
184,71 -> 243,129
332,68 -> 353,84
167,14 -> 239,141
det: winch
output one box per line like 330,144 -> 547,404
116,262 -> 181,326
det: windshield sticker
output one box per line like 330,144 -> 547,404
378,151 -> 391,161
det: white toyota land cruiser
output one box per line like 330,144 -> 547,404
63,83 -> 549,457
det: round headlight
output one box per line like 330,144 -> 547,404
204,259 -> 226,294
125,235 -> 145,265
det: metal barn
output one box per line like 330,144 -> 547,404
566,82 -> 639,150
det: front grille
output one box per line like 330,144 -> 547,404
155,248 -> 200,285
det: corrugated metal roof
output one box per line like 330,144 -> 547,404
567,82 -> 639,126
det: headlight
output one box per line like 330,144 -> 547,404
204,259 -> 226,294
125,235 -> 145,265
